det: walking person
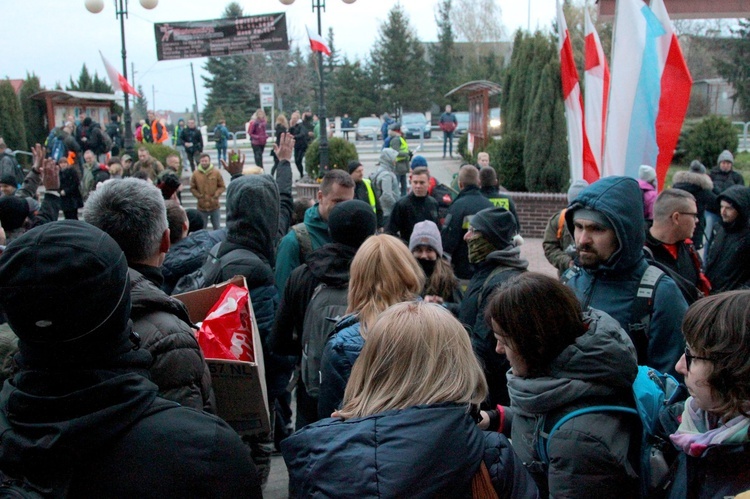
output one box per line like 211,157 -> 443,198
271,114 -> 289,176
439,104 -> 458,158
180,119 -> 203,173
189,153 -> 225,231
248,109 -> 268,169
213,119 -> 230,164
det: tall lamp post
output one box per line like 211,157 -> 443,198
84,0 -> 158,157
279,0 -> 355,175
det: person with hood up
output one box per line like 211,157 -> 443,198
0,221 -> 261,497
672,160 -> 716,249
459,207 -> 527,407
369,148 -> 400,225
270,200 -> 377,431
484,272 -> 639,498
283,301 -> 539,499
564,176 -> 688,377
705,150 -> 745,254
704,185 -> 750,293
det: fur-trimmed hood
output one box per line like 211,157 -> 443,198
672,170 -> 713,191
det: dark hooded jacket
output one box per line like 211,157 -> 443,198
128,265 -> 215,413
671,170 -> 716,248
705,185 -> 750,293
161,228 -> 226,295
282,403 -> 539,499
564,176 -> 687,377
459,247 -> 528,407
0,348 -> 260,497
508,308 -> 639,498
270,243 -> 355,357
441,185 -> 494,279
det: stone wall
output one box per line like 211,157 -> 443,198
507,192 -> 568,238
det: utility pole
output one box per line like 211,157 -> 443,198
190,62 -> 200,126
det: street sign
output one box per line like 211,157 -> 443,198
259,83 -> 274,108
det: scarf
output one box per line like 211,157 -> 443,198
417,258 -> 436,278
670,397 -> 750,457
467,235 -> 495,264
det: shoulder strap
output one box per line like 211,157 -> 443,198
628,265 -> 665,364
479,267 -> 519,308
292,223 -> 313,264
538,405 -> 638,465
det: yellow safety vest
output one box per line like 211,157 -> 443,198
362,178 -> 377,213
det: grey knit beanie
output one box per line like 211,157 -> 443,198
409,220 -> 442,257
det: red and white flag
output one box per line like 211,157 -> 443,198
557,0 -> 598,183
99,51 -> 140,97
306,26 -> 331,56
584,8 -> 609,178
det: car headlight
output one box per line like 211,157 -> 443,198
490,119 -> 501,128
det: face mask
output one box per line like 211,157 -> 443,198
417,258 -> 436,277
467,235 -> 495,263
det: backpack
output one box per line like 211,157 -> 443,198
292,223 -> 313,265
561,264 -> 665,366
172,243 -> 252,295
49,136 -> 67,162
537,366 -> 685,498
0,153 -> 24,187
300,283 -> 349,398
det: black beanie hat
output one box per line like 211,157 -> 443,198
0,196 -> 29,231
328,199 -> 377,249
0,221 -> 134,367
470,207 -> 518,250
347,160 -> 362,175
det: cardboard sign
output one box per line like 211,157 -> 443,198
175,276 -> 270,437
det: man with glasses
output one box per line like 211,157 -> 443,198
645,189 -> 711,304
563,176 -> 688,378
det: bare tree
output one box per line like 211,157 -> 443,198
450,0 -> 506,44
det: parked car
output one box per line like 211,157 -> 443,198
454,112 -> 469,136
489,107 -> 502,136
356,117 -> 382,140
401,113 -> 431,139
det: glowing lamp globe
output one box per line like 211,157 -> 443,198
140,0 -> 158,9
84,0 -> 104,13
279,0 -> 296,4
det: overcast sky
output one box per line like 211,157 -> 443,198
3,0 -> 556,113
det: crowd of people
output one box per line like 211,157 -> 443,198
0,121 -> 748,498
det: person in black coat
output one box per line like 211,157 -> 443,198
672,161 -> 716,249
0,221 -> 261,497
283,301 -> 538,498
441,165 -> 493,280
58,158 -> 83,220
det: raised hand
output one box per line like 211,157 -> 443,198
220,149 -> 245,176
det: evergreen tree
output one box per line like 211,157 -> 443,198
430,0 -> 459,105
67,64 -> 94,92
370,4 -> 431,113
715,19 -> 750,119
524,60 -> 569,192
19,73 -> 47,146
133,85 -> 149,123
0,80 -> 28,152
328,57 -> 378,118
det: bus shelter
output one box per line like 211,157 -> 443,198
445,80 -> 502,152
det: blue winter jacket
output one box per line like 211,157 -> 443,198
563,176 -> 687,377
282,403 -> 539,499
317,315 -> 361,419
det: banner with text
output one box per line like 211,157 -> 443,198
154,13 -> 289,61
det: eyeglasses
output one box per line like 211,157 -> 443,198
678,212 -> 699,220
684,346 -> 714,370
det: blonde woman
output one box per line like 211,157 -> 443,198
282,302 -> 538,498
248,108 -> 268,168
316,234 -> 424,418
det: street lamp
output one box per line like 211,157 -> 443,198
85,0 -> 158,157
279,0 -> 355,175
